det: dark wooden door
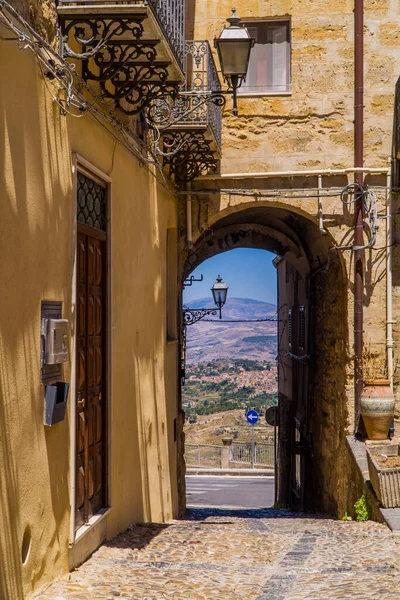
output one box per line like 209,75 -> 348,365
76,228 -> 106,528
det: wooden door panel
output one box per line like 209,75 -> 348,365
94,399 -> 102,444
78,238 -> 86,284
95,347 -> 102,386
76,228 -> 106,529
87,346 -> 94,389
87,295 -> 94,337
76,464 -> 85,510
77,409 -> 85,454
94,245 -> 102,286
94,297 -> 102,336
78,294 -> 86,337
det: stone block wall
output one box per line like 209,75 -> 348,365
188,0 -> 400,172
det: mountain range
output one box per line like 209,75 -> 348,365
184,297 -> 278,363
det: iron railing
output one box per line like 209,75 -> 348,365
165,40 -> 222,151
56,0 -> 185,69
230,442 -> 274,467
185,444 -> 222,468
185,442 -> 274,468
148,0 -> 185,68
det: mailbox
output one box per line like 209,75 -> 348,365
43,318 -> 69,364
44,382 -> 69,426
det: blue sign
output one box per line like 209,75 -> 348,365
246,409 -> 259,425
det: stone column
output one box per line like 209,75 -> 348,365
221,437 -> 233,469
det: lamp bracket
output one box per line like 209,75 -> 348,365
183,307 -> 219,326
183,275 -> 204,287
59,14 -> 181,116
161,131 -> 219,182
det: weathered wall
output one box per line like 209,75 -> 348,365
8,0 -> 57,42
183,0 -> 397,515
0,36 -> 179,599
188,0 -> 398,172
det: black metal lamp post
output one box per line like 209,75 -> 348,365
211,275 -> 229,318
214,8 -> 255,115
183,275 -> 229,325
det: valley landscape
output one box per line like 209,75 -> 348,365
183,298 -> 278,445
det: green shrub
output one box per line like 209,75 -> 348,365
354,494 -> 370,521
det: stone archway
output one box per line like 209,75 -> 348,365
181,202 -> 350,516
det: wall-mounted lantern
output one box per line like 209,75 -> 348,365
214,8 -> 255,115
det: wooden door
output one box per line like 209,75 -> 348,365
76,228 -> 106,528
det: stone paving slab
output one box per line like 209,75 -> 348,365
36,508 -> 400,600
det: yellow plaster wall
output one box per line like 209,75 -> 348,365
0,40 -> 179,599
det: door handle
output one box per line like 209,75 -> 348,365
77,396 -> 85,409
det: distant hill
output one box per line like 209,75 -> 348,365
184,297 -> 277,363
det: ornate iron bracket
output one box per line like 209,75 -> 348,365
59,14 -> 181,115
162,131 -> 219,182
183,307 -> 220,326
183,275 -> 204,287
181,304 -> 221,383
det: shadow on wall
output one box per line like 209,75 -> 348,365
0,353 -> 24,600
307,253 -> 349,516
0,48 -> 72,597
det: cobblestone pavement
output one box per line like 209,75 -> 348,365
37,508 -> 400,600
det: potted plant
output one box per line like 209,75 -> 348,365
360,348 -> 394,440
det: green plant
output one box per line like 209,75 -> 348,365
273,502 -> 289,510
341,512 -> 351,521
354,494 -> 370,521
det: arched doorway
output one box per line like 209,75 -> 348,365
180,202 -> 349,516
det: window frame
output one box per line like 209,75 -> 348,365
238,17 -> 292,98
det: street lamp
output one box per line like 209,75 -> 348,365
214,8 -> 255,116
211,275 -> 229,318
183,275 -> 229,325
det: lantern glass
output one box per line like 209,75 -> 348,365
214,9 -> 254,80
211,275 -> 228,307
215,38 -> 253,78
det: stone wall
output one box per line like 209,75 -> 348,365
183,0 -> 399,515
188,0 -> 399,172
8,0 -> 57,42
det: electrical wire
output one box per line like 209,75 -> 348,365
334,183 -> 378,251
0,0 -> 179,196
198,318 -> 280,323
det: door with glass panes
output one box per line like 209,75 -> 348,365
75,169 -> 107,529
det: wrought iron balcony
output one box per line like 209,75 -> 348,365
57,0 -> 185,115
160,40 -> 223,182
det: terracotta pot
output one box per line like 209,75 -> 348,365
360,379 -> 395,440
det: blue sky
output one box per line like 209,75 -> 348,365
183,248 -> 277,304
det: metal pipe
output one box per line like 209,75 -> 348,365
186,182 -> 193,247
354,0 -> 364,433
386,158 -> 394,385
200,167 -> 389,180
317,174 -> 327,233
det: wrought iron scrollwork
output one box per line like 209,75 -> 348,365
111,81 -> 180,116
183,308 -> 219,326
82,58 -> 179,115
162,131 -> 219,182
61,16 -> 146,59
59,12 -> 182,115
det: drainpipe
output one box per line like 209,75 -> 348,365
186,182 -> 193,248
317,174 -> 327,233
386,158 -> 394,386
354,0 -> 364,432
